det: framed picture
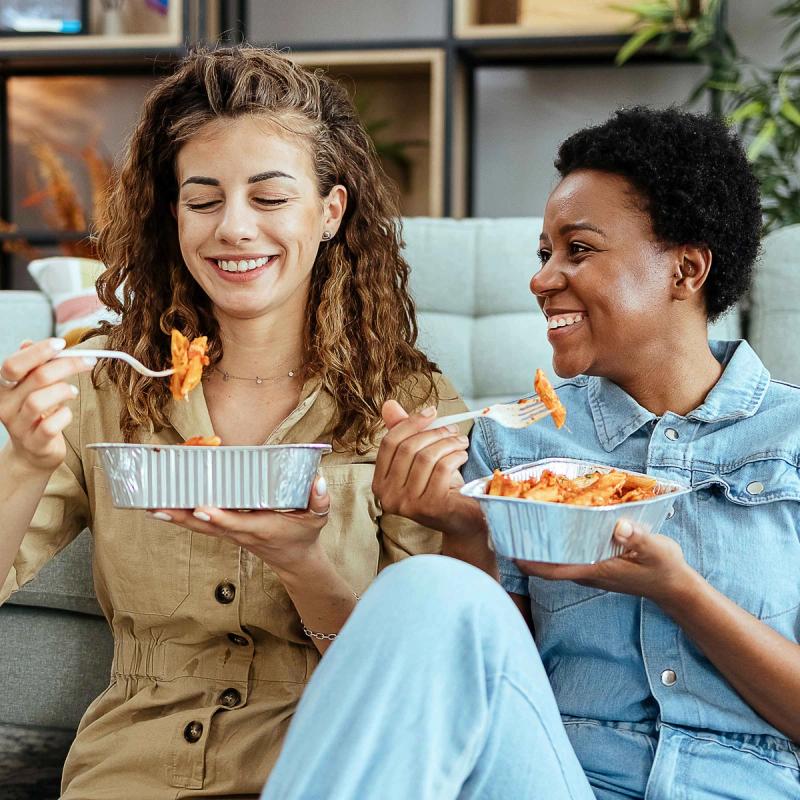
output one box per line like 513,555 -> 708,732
0,0 -> 88,36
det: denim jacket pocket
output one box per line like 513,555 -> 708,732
528,576 -> 607,613
691,456 -> 800,621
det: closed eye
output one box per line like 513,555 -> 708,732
185,200 -> 220,211
254,197 -> 289,207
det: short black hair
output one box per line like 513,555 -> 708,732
554,106 -> 761,321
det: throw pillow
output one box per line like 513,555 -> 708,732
26,257 -> 120,339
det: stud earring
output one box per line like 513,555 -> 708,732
321,231 -> 332,241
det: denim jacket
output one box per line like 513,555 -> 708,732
463,341 -> 800,750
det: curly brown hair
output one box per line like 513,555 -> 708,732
91,46 -> 438,452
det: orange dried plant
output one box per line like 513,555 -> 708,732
1,136 -> 112,260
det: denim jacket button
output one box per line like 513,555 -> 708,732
746,481 -> 765,495
661,669 -> 678,687
664,428 -> 680,441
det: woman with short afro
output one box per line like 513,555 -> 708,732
261,107 -> 800,800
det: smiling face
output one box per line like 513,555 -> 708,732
175,114 -> 345,321
533,169 -> 692,382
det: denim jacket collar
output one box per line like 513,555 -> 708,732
588,340 -> 770,452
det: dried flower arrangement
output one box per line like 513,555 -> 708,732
0,136 -> 112,260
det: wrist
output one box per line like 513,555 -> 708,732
2,444 -> 55,484
267,542 -> 333,586
651,564 -> 706,615
442,493 -> 487,538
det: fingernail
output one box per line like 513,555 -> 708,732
147,511 -> 172,522
457,435 -> 469,445
50,338 -> 67,351
81,356 -> 97,367
193,510 -> 212,522
314,476 -> 328,496
19,339 -> 33,348
70,385 -> 79,397
421,406 -> 436,417
446,424 -> 459,434
616,520 -> 633,539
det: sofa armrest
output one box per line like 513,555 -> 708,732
0,291 -> 54,448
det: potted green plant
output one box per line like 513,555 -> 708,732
616,0 -> 800,233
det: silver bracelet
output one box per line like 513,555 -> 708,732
301,592 -> 360,641
302,624 -> 338,641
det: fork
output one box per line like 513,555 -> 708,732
54,349 -> 175,378
425,399 -> 551,431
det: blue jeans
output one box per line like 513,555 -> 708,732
262,555 -> 595,800
262,556 -> 800,799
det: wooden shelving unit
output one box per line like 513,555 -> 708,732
0,0 -> 693,289
0,1 -> 214,289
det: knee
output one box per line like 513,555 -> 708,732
369,555 -> 512,621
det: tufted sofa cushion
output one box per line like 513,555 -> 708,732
749,223 -> 800,386
404,217 -> 551,408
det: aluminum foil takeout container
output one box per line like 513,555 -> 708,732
88,443 -> 332,510
460,458 -> 691,564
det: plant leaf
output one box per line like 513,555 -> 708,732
747,119 -> 778,160
728,100 -> 767,123
615,23 -> 667,65
780,98 -> 800,126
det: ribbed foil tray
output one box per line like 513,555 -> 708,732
461,458 -> 691,564
88,443 -> 332,510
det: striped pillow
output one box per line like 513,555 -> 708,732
27,257 -> 120,338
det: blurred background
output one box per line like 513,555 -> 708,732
0,1 -> 794,288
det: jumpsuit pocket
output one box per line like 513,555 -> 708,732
92,466 -> 192,616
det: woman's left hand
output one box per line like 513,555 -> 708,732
516,519 -> 694,604
147,475 -> 330,572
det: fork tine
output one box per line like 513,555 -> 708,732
516,401 -> 548,419
509,408 -> 552,428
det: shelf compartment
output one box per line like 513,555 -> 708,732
291,49 -> 445,217
456,0 -> 642,39
0,0 -> 184,57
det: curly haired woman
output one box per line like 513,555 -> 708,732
0,46 -> 465,798
262,107 -> 800,800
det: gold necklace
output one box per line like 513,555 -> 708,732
206,364 -> 301,385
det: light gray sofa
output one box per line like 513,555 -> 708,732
1,217 -> 799,797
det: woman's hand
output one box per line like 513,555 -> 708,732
372,400 -> 470,533
516,519 -> 695,605
0,338 -> 96,474
147,475 -> 331,573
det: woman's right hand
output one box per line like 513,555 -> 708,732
0,338 -> 96,473
372,400 -> 471,534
